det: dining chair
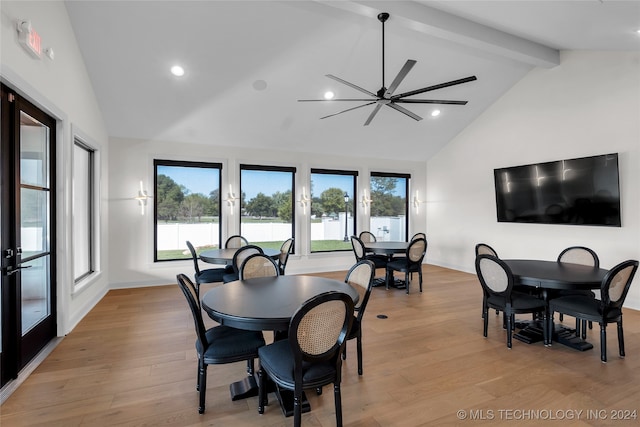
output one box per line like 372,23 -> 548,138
556,246 -> 600,336
385,237 -> 427,294
351,235 -> 388,285
239,253 -> 280,280
342,260 -> 375,375
186,241 -> 225,303
548,259 -> 638,362
277,237 -> 294,275
257,291 -> 354,427
223,235 -> 250,273
475,254 -> 547,349
222,245 -> 264,283
176,274 -> 265,414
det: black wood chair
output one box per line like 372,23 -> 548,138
257,291 -> 354,427
475,243 -> 498,258
555,246 -> 600,335
475,254 -> 547,349
186,241 -> 225,303
385,237 -> 427,293
277,237 -> 294,275
176,274 -> 265,414
223,235 -> 250,273
342,260 -> 375,375
222,245 -> 264,283
548,259 -> 638,362
351,235 -> 388,285
239,253 -> 279,280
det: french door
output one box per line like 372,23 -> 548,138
1,83 -> 57,388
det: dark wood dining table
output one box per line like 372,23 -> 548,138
199,247 -> 280,265
201,275 -> 359,416
503,259 -> 608,349
363,241 -> 408,288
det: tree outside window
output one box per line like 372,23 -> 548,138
369,172 -> 409,241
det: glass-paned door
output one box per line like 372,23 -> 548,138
1,84 -> 57,387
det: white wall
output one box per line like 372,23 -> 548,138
1,1 -> 110,334
426,51 -> 640,309
107,138 -> 427,288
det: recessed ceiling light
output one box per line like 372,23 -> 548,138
170,65 -> 185,77
324,91 -> 335,100
431,109 -> 441,117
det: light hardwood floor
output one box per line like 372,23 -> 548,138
2,265 -> 640,426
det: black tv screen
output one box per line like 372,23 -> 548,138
494,153 -> 621,226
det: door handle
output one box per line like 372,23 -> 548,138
6,265 -> 32,276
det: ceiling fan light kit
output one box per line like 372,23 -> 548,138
299,12 -> 477,126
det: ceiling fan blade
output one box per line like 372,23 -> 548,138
391,76 -> 477,100
387,103 -> 423,121
384,59 -> 416,97
364,104 -> 383,126
298,98 -> 378,102
326,74 -> 377,97
395,99 -> 468,105
320,101 -> 377,120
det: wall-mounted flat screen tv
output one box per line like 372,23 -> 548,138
494,153 -> 621,227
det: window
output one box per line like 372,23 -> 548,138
369,172 -> 409,241
154,160 -> 222,261
239,165 -> 295,250
72,138 -> 97,285
310,169 -> 357,252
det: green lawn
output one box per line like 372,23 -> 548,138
157,239 -> 351,260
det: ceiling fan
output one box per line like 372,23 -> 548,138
299,12 -> 477,126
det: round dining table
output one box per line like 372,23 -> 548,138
363,241 -> 408,256
201,275 -> 359,331
199,247 -> 280,265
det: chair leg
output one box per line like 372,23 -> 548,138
258,365 -> 267,414
506,312 -> 513,349
600,323 -> 607,363
334,383 -> 343,427
617,320 -> 625,358
418,269 -> 423,292
405,272 -> 410,294
547,312 -> 554,347
581,320 -> 587,340
385,268 -> 391,290
198,362 -> 207,414
247,358 -> 254,376
342,342 -> 347,360
294,387 -> 303,427
483,305 -> 489,338
357,333 -> 363,375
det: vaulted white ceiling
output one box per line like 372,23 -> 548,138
64,0 -> 640,162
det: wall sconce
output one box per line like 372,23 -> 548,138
360,190 -> 372,209
413,190 -> 426,212
298,186 -> 311,213
225,185 -> 239,214
134,180 -> 152,215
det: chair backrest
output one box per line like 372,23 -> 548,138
232,245 -> 263,273
475,254 -> 514,298
475,243 -> 498,258
176,274 -> 208,352
406,238 -> 427,264
240,253 -> 280,280
186,240 -> 202,276
289,291 -> 354,371
350,235 -> 366,261
411,232 -> 426,241
225,235 -> 249,249
600,259 -> 638,309
278,238 -> 294,274
359,231 -> 376,243
557,246 -> 599,268
345,260 -> 375,321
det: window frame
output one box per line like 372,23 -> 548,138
309,168 -> 358,253
370,171 -> 410,242
239,164 -> 296,252
71,126 -> 102,295
153,159 -> 223,262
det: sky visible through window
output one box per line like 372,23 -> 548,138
158,166 -> 405,199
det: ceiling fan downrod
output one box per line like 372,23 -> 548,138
378,12 -> 389,97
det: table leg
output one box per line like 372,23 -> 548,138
229,375 -> 258,401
